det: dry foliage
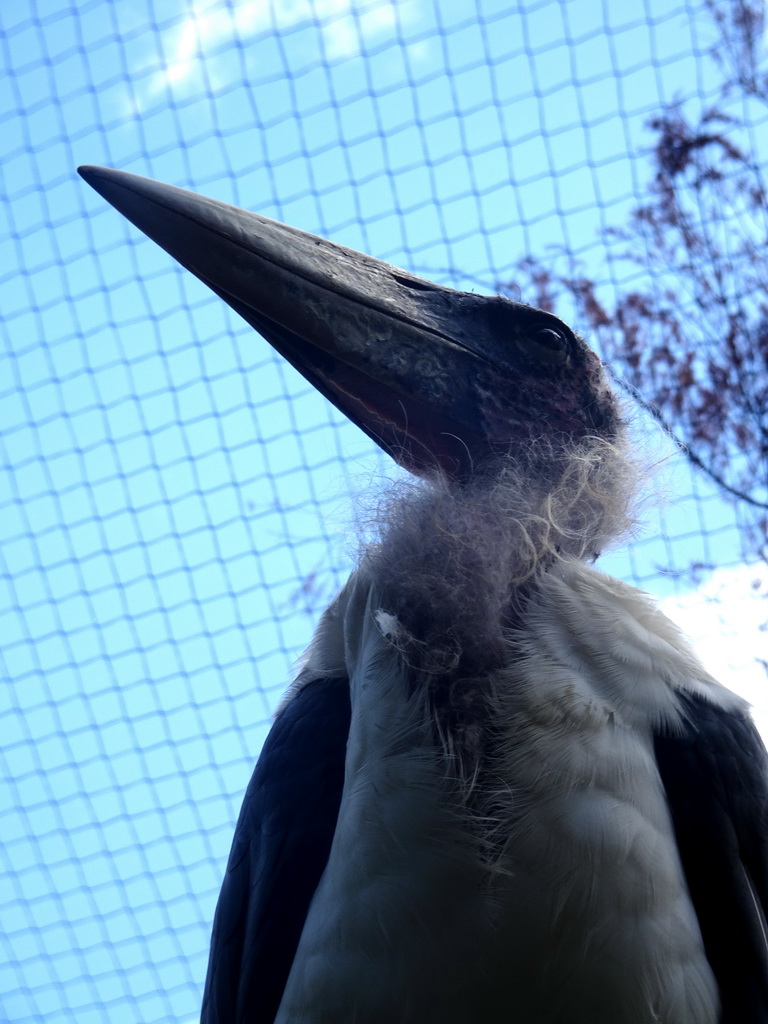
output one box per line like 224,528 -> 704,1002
510,1 -> 768,565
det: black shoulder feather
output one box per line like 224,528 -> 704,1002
201,677 -> 351,1024
654,691 -> 768,1023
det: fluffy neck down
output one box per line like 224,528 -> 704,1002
364,431 -> 638,683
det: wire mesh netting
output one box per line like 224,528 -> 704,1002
2,1 -> 766,1021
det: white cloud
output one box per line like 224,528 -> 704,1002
150,0 -> 410,94
319,1 -> 398,58
660,564 -> 768,737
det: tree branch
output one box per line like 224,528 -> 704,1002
611,372 -> 768,509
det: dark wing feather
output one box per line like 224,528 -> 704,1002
654,691 -> 768,1023
201,676 -> 351,1024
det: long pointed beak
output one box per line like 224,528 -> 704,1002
78,166 -> 606,477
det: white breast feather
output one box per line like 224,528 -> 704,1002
276,562 -> 744,1023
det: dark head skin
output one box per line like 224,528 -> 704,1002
78,166 -> 620,479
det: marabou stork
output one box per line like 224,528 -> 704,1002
79,165 -> 768,1024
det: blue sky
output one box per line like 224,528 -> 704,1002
1,1 -> 766,1022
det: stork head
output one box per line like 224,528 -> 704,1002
77,166 -> 621,482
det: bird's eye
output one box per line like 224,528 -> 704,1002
529,327 -> 570,365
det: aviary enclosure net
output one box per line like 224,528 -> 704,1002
2,2 -> 766,1021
